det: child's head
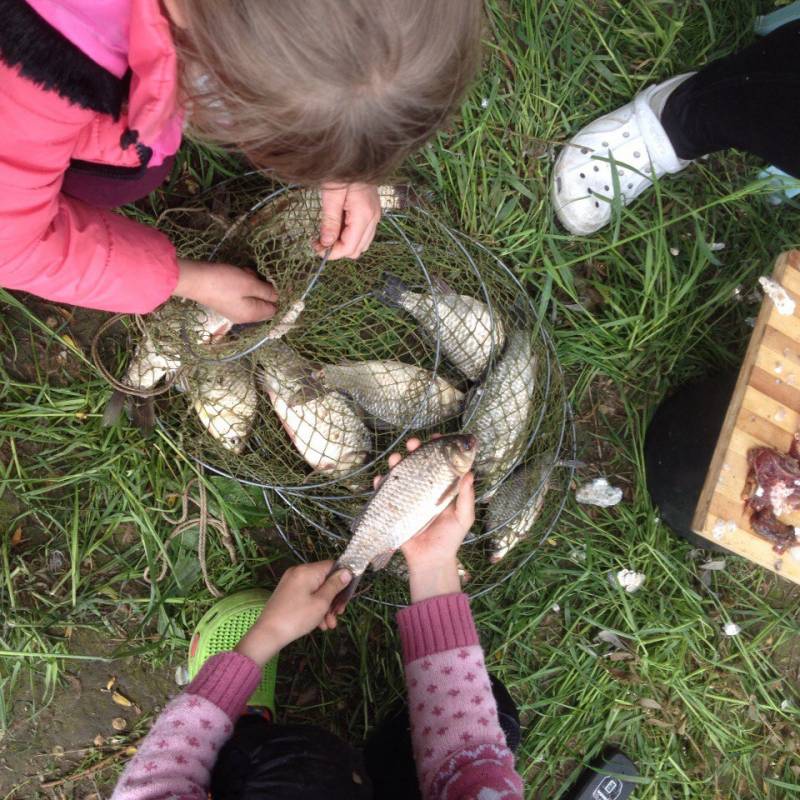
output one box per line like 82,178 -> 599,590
174,0 -> 482,184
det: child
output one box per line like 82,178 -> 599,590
552,16 -> 800,235
109,456 -> 524,799
0,0 -> 481,321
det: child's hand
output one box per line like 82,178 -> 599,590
314,183 -> 381,260
174,259 -> 278,323
234,561 -> 351,667
377,438 -> 476,603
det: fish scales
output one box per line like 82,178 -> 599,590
486,461 -> 551,562
336,435 -> 477,590
319,360 -> 463,429
190,360 -> 258,454
378,274 -> 505,381
464,330 -> 538,487
257,342 -> 370,475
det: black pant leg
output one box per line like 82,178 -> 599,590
362,675 -> 521,800
210,716 -> 372,800
661,21 -> 800,177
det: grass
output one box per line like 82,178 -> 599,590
2,0 -> 800,797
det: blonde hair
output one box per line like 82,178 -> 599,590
175,0 -> 482,184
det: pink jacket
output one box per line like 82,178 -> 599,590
0,0 -> 183,313
110,594 -> 524,799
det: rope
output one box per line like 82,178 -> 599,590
145,478 -> 237,597
91,313 -> 181,397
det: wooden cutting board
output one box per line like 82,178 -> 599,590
692,250 -> 800,583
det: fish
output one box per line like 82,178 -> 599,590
331,434 -> 477,611
256,342 -> 371,476
485,461 -> 551,563
463,330 -> 537,488
315,360 -> 464,429
187,360 -> 258,454
376,273 -> 505,381
103,302 -> 232,432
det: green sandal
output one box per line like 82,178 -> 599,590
188,589 -> 278,716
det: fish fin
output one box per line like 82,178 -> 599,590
429,275 -> 456,296
328,565 -> 361,615
349,506 -> 368,534
130,397 -> 156,436
102,390 -> 127,427
374,272 -> 409,308
286,373 -> 327,406
436,476 -> 462,506
370,549 -> 395,572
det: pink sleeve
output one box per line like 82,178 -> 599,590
0,64 -> 178,313
398,593 -> 524,800
111,653 -> 260,800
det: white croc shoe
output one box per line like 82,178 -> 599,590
552,74 -> 695,235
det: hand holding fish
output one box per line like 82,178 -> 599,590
314,183 -> 381,260
173,259 -> 278,323
234,561 -> 352,667
386,439 -> 476,601
375,437 -> 476,603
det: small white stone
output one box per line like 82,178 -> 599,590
670,247 -> 680,257
781,699 -> 791,710
616,569 -> 645,593
480,97 -> 490,109
759,276 -> 796,316
575,478 -> 623,508
723,622 -> 741,637
755,486 -> 765,497
710,242 -> 726,252
551,603 -> 561,613
174,665 -> 190,686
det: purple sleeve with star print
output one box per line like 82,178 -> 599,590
110,652 -> 261,800
397,593 -> 524,800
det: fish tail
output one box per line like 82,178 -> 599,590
328,563 -> 361,615
374,272 -> 409,308
102,390 -> 127,427
131,397 -> 156,436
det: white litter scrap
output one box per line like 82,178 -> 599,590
723,622 -> 742,637
616,569 -> 645,594
575,478 -> 623,508
759,276 -> 796,316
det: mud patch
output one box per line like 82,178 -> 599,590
0,630 -> 177,798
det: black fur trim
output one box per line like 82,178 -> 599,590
0,0 -> 126,118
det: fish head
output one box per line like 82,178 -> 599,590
441,433 -> 478,475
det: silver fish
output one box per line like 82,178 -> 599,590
464,331 -> 537,488
104,303 -> 233,432
485,461 -> 551,563
188,360 -> 257,454
332,434 -> 477,611
257,342 -> 371,476
377,273 -> 506,381
317,360 -> 463,429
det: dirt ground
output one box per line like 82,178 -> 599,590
0,631 -> 178,799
